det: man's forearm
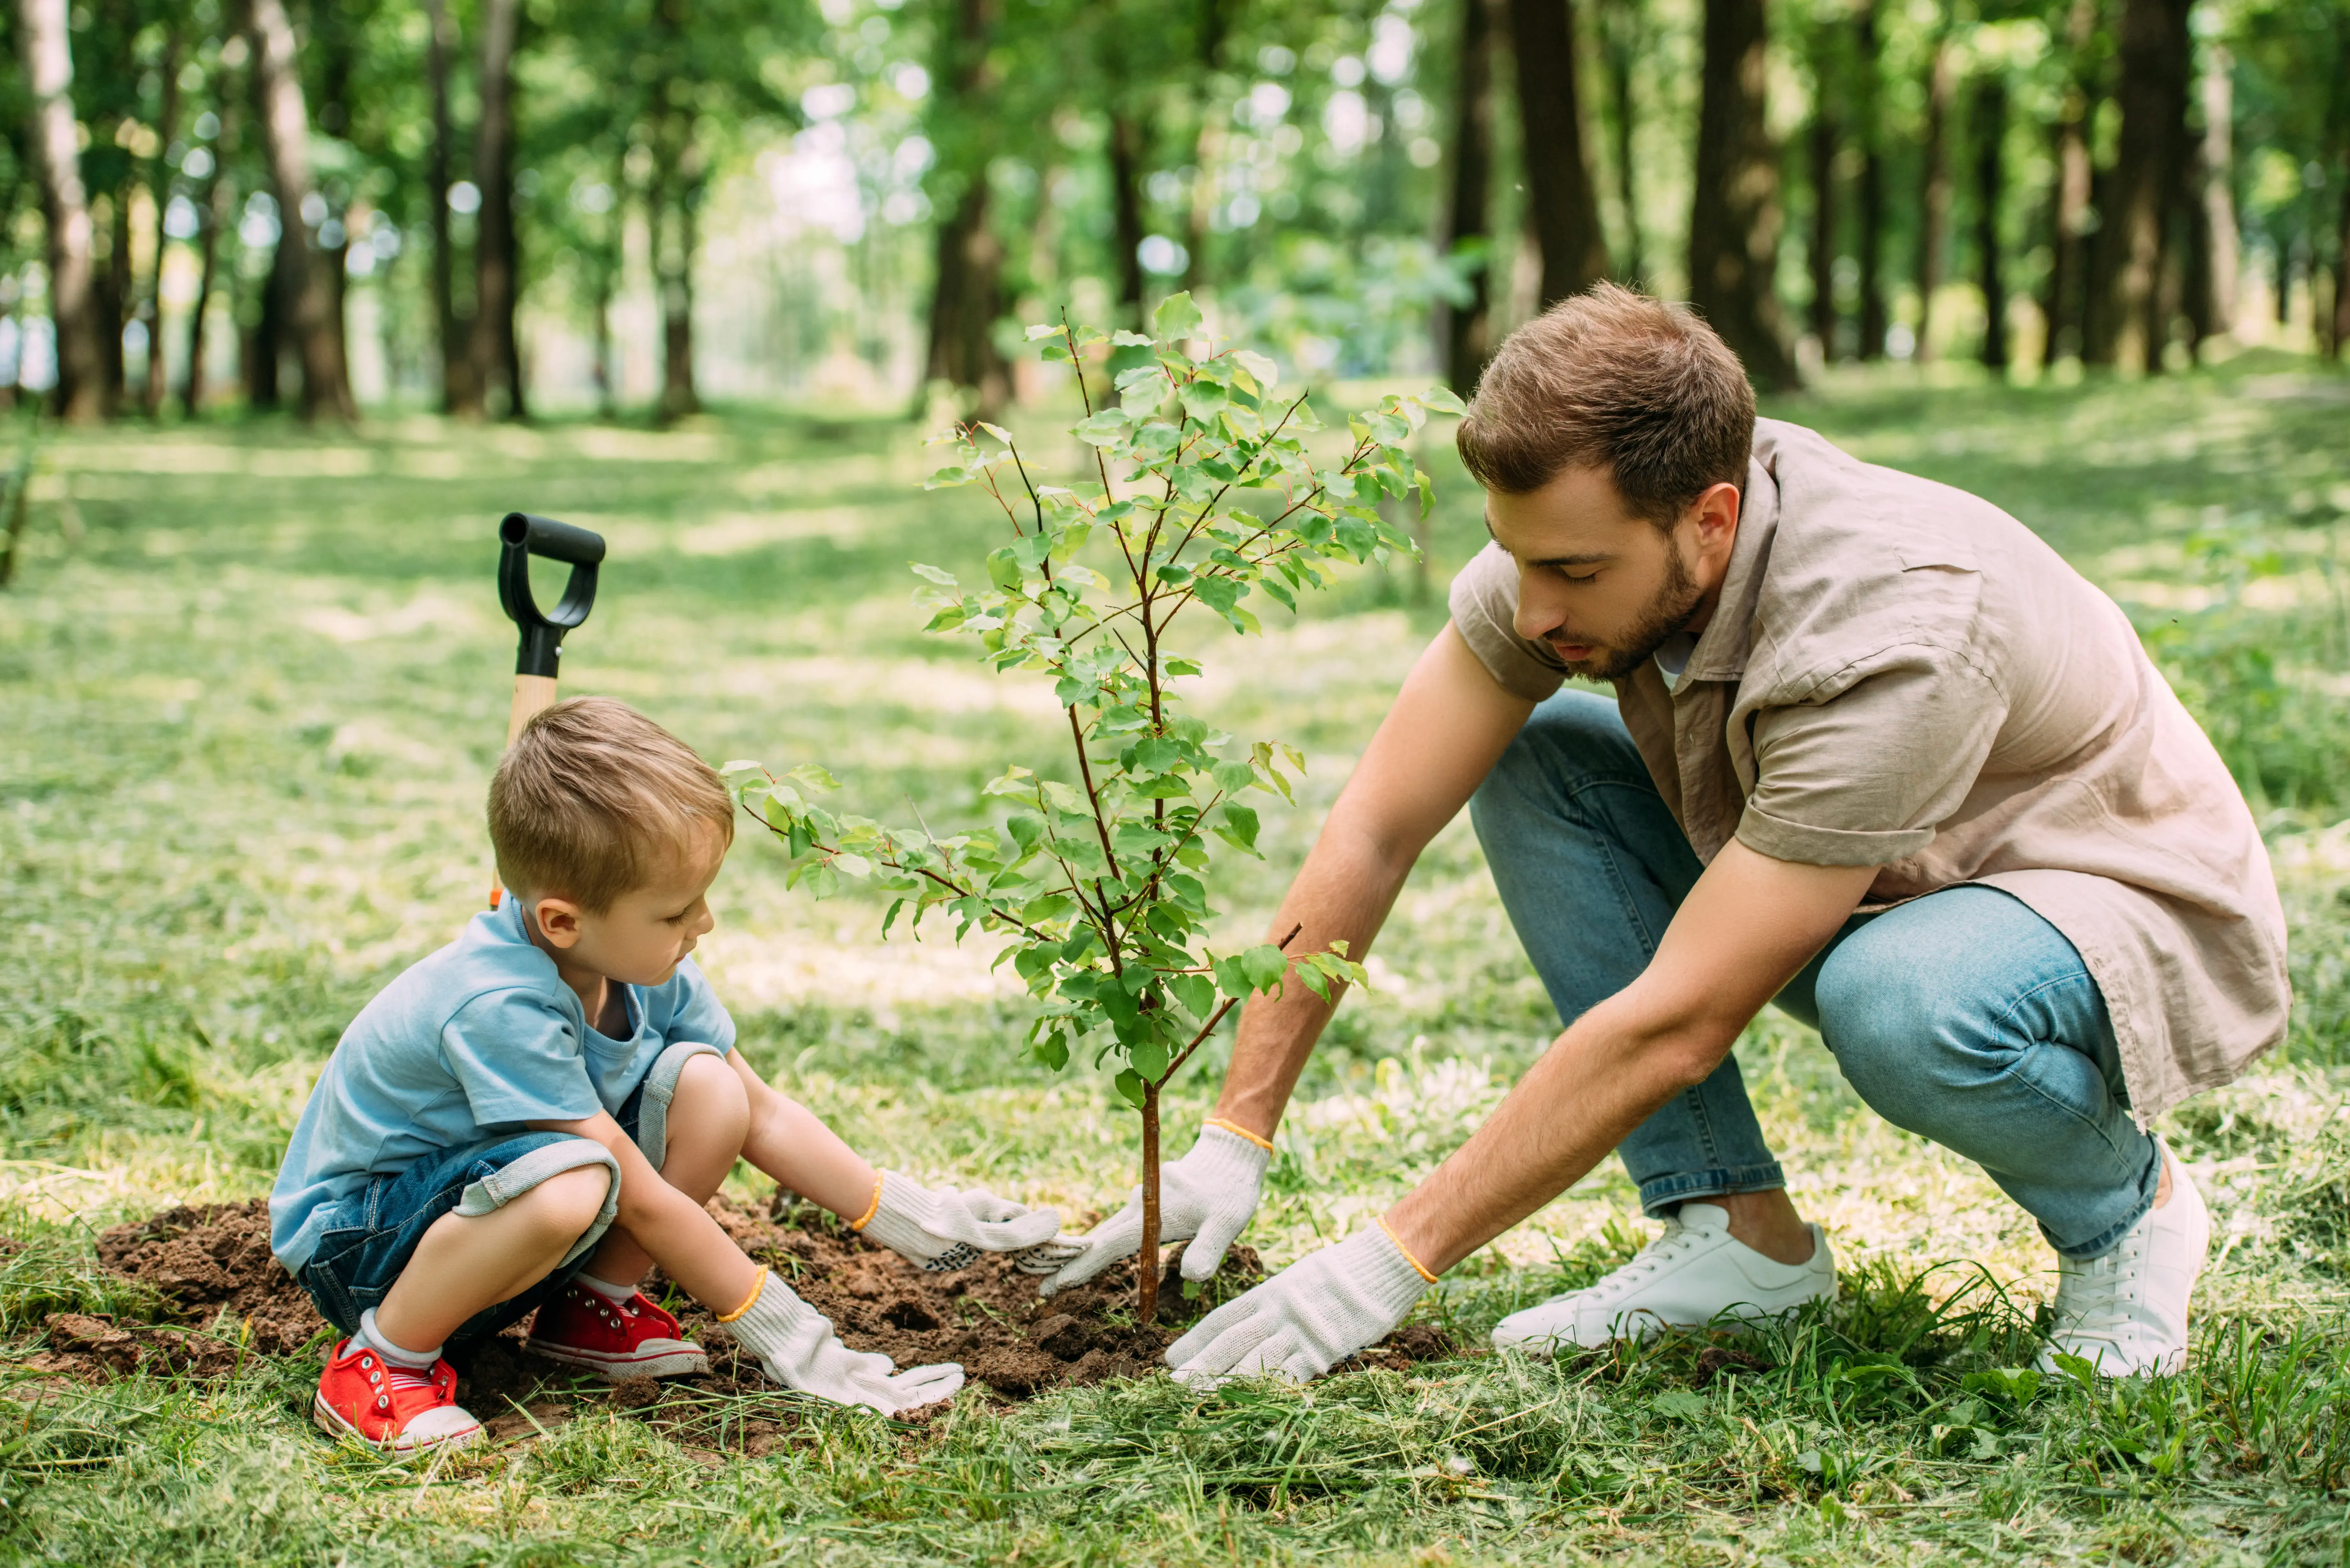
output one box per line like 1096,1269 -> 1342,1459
1211,820 -> 1415,1139
1383,991 -> 1719,1272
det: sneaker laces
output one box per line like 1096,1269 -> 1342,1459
378,1361 -> 447,1400
1583,1218 -> 1702,1303
2056,1234 -> 2146,1322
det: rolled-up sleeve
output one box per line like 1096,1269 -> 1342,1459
1447,542 -> 1567,703
1736,650 -> 2006,867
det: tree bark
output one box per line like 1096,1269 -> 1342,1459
423,0 -> 475,415
1507,0 -> 1610,306
1598,0 -> 1643,284
244,0 -> 354,419
2196,41 -> 2236,339
921,0 -> 1007,417
471,0 -> 524,418
1806,91 -> 1838,353
1179,0 -> 1231,298
1913,26 -> 1953,361
1854,0 -> 1887,359
1690,0 -> 1797,388
2087,0 -> 2191,370
1973,75 -> 2008,370
141,30 -> 181,417
2334,168 -> 2350,360
2041,0 -> 2098,366
1108,110 -> 1149,322
18,0 -> 102,421
99,187 -> 130,409
1437,0 -> 1497,394
183,79 -> 237,417
653,121 -> 702,423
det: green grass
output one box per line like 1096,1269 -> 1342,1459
4,353 -> 2350,1564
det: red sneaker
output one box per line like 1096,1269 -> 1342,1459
312,1339 -> 483,1453
526,1281 -> 709,1380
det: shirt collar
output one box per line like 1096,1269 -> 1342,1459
1681,450 -> 1780,684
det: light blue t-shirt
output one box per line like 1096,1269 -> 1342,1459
268,898 -> 735,1273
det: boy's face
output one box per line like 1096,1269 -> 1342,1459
526,824 -> 726,989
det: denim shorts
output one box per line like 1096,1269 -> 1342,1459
295,1040 -> 723,1342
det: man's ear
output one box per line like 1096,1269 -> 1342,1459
1689,481 -> 1741,556
530,894 -> 587,951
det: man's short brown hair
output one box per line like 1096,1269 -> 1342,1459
1455,283 -> 1756,524
489,697 -> 734,911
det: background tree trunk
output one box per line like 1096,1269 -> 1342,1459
1806,60 -> 1838,353
99,189 -> 130,410
1689,0 -> 1798,388
1436,0 -> 1497,394
921,0 -> 1007,416
657,146 -> 702,421
183,82 -> 237,417
1913,26 -> 1954,361
245,0 -> 355,419
19,0 -> 102,421
141,31 -> 181,418
423,0 -> 475,415
1507,0 -> 1610,307
2197,41 -> 2237,339
1973,74 -> 2008,370
1108,111 -> 1149,322
1854,0 -> 1887,359
471,0 -> 524,418
1598,0 -> 1644,284
2041,0 -> 2097,365
2088,0 -> 2191,370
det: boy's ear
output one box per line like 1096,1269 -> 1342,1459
531,895 -> 587,950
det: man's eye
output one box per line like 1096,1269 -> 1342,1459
1558,570 -> 1598,585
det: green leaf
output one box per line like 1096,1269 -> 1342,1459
1111,329 -> 1156,347
1113,1069 -> 1148,1110
1219,802 -> 1259,849
910,562 -> 959,586
1232,349 -> 1279,392
1073,408 -> 1132,446
1152,292 -> 1204,343
1034,1030 -> 1071,1071
1653,1391 -> 1707,1421
1239,943 -> 1289,992
1130,1038 -> 1169,1081
1421,385 -> 1467,414
1170,972 -> 1217,1021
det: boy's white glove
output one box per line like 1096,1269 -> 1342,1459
854,1170 -> 1076,1275
1164,1225 -> 1433,1388
722,1271 -> 964,1414
1040,1122 -> 1270,1299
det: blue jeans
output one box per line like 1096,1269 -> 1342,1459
295,1040 -> 722,1341
1469,690 -> 2161,1261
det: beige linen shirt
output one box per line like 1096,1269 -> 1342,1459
1450,417 -> 2288,1120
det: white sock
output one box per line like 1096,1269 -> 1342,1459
356,1307 -> 440,1371
574,1271 -> 637,1304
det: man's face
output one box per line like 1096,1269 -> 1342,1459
1484,466 -> 1740,683
528,824 -> 725,989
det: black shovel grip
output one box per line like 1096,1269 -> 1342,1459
498,512 -> 604,678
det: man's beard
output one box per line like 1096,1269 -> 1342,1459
1552,541 -> 1706,682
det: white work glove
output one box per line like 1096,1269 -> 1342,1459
1164,1225 -> 1432,1388
1041,1122 -> 1271,1299
721,1270 -> 965,1414
853,1170 -> 1077,1275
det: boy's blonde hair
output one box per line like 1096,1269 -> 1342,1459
489,697 -> 735,912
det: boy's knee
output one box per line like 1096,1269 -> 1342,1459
514,1162 -> 614,1248
674,1051 -> 751,1140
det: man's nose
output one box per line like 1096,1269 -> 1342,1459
1512,568 -> 1563,642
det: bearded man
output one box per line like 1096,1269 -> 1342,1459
1041,284 -> 2288,1382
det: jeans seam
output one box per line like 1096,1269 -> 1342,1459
1981,972 -> 2138,1161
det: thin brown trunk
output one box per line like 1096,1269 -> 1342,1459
1690,0 -> 1798,387
2088,0 -> 2191,369
2042,7 -> 2096,364
1108,111 -> 1149,322
183,84 -> 237,417
1137,1084 -> 1162,1323
471,0 -> 523,418
1599,0 -> 1643,284
2198,42 -> 2236,337
2334,174 -> 2350,360
1913,27 -> 1953,361
1437,0 -> 1497,394
19,0 -> 102,421
245,0 -> 354,419
100,187 -> 130,409
423,0 -> 474,415
1807,104 -> 1838,351
1855,0 -> 1886,359
921,0 -> 1007,417
142,31 -> 181,417
657,140 -> 701,422
1508,0 -> 1610,306
1974,75 -> 2008,370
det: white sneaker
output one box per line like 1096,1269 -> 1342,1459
2038,1141 -> 2209,1378
1491,1202 -> 1836,1351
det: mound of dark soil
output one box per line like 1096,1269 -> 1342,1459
29,1195 -> 1455,1435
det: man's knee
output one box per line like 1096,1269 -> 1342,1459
1813,939 -> 1986,1132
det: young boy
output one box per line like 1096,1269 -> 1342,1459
270,697 -> 1072,1453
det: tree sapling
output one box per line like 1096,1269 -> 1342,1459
728,295 -> 1461,1322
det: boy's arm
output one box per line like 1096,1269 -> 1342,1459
527,1110 -> 759,1312
726,1051 -> 882,1221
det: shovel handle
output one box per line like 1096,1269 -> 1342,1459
489,674 -> 562,908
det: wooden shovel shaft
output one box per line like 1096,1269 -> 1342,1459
489,673 -> 561,907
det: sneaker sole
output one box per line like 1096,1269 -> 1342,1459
524,1340 -> 710,1381
312,1392 -> 483,1455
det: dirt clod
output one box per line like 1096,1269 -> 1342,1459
94,1203 -> 330,1356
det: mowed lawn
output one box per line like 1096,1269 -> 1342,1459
5,354 -> 2350,1565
